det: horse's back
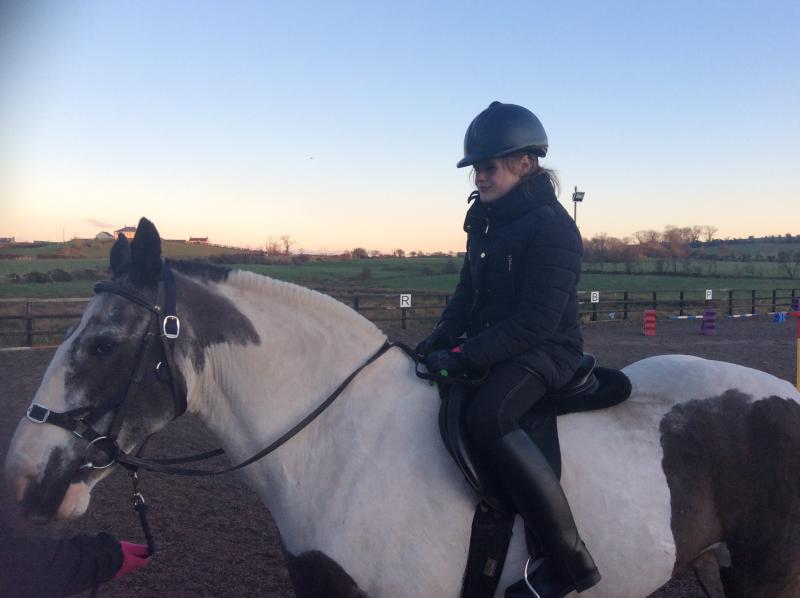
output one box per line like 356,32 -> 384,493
556,354 -> 800,597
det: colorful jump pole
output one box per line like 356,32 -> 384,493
791,311 -> 800,391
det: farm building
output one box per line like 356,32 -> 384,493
95,231 -> 114,240
114,226 -> 136,240
188,237 -> 209,244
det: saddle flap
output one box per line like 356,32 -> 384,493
438,385 -> 513,514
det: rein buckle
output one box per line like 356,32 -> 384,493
162,315 -> 180,339
26,404 -> 50,424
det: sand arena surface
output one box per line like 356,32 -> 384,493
1,316 -> 796,597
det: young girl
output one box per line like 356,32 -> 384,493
417,101 -> 599,598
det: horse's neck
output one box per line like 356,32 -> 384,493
180,271 -> 392,466
174,272 -> 484,595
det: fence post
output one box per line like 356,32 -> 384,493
772,289 -> 777,313
751,290 -> 756,315
679,290 -> 684,316
25,301 -> 33,347
652,291 -> 657,311
401,307 -> 407,330
623,291 -> 629,320
592,302 -> 597,322
728,290 -> 734,316
353,296 -> 360,312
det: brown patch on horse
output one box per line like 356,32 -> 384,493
661,391 -> 800,598
172,271 -> 260,370
285,550 -> 368,598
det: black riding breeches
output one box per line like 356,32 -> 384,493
465,362 -> 547,453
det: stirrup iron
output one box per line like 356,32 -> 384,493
524,557 -> 543,598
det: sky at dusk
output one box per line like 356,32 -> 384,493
1,1 -> 798,253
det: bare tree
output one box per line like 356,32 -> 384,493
280,235 -> 295,255
368,249 -> 381,258
351,247 -> 368,259
634,230 -> 662,244
265,237 -> 282,256
701,225 -> 718,242
778,250 -> 800,279
392,248 -> 406,258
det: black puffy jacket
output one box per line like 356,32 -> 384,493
439,174 -> 583,388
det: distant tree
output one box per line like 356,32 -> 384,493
777,250 -> 800,279
701,225 -> 718,242
392,248 -> 406,258
368,249 -> 381,258
265,237 -> 282,256
351,247 -> 368,259
280,235 -> 295,255
634,230 -> 662,244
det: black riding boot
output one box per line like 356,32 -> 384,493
492,429 -> 601,598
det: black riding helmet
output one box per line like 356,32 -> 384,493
457,101 -> 548,168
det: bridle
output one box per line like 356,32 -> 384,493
24,261 -> 419,552
26,263 -> 187,472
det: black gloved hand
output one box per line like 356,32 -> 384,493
424,349 -> 470,381
415,325 -> 457,357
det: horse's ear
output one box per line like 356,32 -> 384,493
130,217 -> 162,288
109,234 -> 131,279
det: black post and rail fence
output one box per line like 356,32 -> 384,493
0,288 -> 797,348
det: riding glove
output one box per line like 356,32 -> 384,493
415,324 -> 458,357
424,349 -> 478,381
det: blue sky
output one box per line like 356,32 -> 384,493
1,0 -> 798,252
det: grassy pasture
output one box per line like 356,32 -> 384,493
0,239 -> 255,260
585,259 -> 792,279
0,256 -> 796,299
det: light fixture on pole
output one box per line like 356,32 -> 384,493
572,186 -> 585,224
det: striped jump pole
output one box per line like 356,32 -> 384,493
792,312 -> 800,391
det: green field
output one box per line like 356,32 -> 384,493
0,239 -> 256,260
1,255 -> 797,299
584,259 -> 792,279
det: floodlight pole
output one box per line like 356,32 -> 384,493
572,186 -> 585,225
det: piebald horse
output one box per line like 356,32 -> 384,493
5,218 -> 800,598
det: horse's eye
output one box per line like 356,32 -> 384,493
90,341 -> 116,356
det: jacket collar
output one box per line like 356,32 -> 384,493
465,174 -> 556,230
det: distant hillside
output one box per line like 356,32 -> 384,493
696,236 -> 800,258
0,238 -> 259,260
